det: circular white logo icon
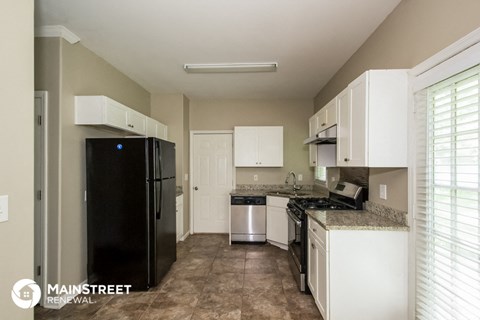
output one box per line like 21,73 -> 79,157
11,279 -> 41,309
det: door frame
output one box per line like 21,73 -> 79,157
189,130 -> 235,235
34,91 -> 48,306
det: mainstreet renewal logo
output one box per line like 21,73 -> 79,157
11,279 -> 132,308
11,279 -> 41,309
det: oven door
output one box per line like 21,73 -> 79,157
287,208 -> 302,270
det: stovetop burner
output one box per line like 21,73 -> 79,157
293,197 -> 351,211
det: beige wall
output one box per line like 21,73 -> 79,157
314,0 -> 480,211
35,38 -> 151,289
190,99 -> 314,185
0,0 -> 34,319
150,94 -> 191,235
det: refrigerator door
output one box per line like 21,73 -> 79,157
152,177 -> 177,285
86,138 -> 149,290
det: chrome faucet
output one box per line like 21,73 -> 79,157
285,171 -> 302,191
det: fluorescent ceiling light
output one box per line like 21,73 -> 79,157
184,62 -> 278,73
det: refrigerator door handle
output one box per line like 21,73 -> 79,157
156,181 -> 162,220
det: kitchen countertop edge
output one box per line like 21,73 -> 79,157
306,209 -> 409,232
230,189 -> 326,199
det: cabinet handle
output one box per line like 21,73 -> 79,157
344,158 -> 349,162
321,122 -> 326,126
313,228 -> 317,232
311,243 -> 316,249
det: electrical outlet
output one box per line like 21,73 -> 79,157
253,174 -> 258,181
0,195 -> 9,223
380,184 -> 387,200
298,174 -> 303,181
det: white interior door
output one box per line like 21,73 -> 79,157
192,133 -> 233,233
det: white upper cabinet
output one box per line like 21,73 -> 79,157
310,97 -> 338,167
126,108 -> 146,135
309,115 -> 318,167
317,97 -> 337,131
75,96 -> 129,131
234,126 -> 283,167
336,70 -> 408,167
146,117 -> 168,140
76,95 -> 168,138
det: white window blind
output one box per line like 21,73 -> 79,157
415,64 -> 480,320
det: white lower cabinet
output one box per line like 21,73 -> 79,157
307,217 -> 408,320
266,196 -> 289,248
176,195 -> 183,242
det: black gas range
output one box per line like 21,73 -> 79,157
286,181 -> 365,292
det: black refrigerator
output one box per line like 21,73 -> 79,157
86,137 -> 176,290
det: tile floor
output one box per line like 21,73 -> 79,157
35,234 -> 323,320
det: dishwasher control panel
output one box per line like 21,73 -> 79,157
231,196 -> 266,205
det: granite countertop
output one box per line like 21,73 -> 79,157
176,191 -> 183,197
306,209 -> 409,231
230,189 -> 326,199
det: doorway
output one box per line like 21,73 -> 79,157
190,131 -> 234,233
34,91 -> 48,305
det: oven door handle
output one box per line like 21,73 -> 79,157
286,208 -> 302,226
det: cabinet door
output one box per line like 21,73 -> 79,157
325,98 -> 337,129
317,244 -> 328,319
127,109 -> 146,135
266,206 -> 288,245
347,73 -> 367,166
146,117 -> 158,137
257,127 -> 283,167
104,99 -> 128,130
336,88 -> 350,167
309,115 -> 318,167
234,127 -> 258,166
156,122 -> 168,140
308,231 -> 318,298
176,195 -> 183,242
317,107 -> 328,131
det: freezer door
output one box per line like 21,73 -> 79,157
159,139 -> 176,179
148,138 -> 175,180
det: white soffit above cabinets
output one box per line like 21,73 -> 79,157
35,0 -> 401,99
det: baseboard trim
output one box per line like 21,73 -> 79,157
180,231 -> 190,241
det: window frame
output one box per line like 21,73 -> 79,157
409,27 -> 480,320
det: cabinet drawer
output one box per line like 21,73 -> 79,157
308,217 -> 327,248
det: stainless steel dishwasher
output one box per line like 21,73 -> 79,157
230,196 -> 266,242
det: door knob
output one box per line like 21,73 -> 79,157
194,186 -> 198,190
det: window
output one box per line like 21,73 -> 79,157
415,65 -> 480,319
315,166 -> 326,183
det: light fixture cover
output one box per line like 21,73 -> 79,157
183,62 -> 278,73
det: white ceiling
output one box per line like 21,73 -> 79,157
35,0 -> 401,99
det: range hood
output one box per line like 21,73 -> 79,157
303,125 -> 337,145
